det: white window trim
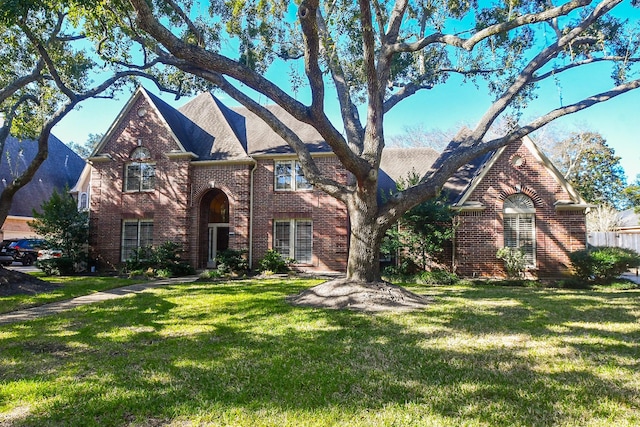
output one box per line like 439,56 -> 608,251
274,160 -> 312,191
121,219 -> 154,261
273,219 -> 313,264
78,192 -> 89,211
124,162 -> 156,192
503,193 -> 537,268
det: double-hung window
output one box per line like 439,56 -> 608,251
274,160 -> 312,191
125,147 -> 155,192
121,220 -> 154,261
273,219 -> 313,264
503,194 -> 536,267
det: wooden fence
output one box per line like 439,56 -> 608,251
588,232 -> 640,253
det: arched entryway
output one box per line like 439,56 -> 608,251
199,189 -> 230,268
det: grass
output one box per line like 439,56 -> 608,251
0,277 -> 639,426
0,274 -> 139,314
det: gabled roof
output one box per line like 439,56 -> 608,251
94,87 -> 333,161
449,136 -> 587,208
92,87 -> 209,158
1,135 -> 84,217
378,136 -> 588,210
178,92 -> 249,160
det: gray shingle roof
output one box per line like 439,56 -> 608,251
159,90 -> 332,159
1,135 -> 85,217
144,89 -> 492,203
378,145 -> 490,203
177,92 -> 249,160
230,103 -> 331,156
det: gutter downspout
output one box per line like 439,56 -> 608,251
248,159 -> 258,268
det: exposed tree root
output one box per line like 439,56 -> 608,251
286,278 -> 432,312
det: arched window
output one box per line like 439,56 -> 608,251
503,194 -> 536,266
130,147 -> 151,160
208,191 -> 229,223
79,192 -> 88,210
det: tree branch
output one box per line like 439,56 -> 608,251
533,56 -> 640,82
315,9 -> 365,152
389,0 -> 593,54
470,0 -> 623,143
0,60 -> 45,105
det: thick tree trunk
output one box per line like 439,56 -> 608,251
345,181 -> 385,282
346,219 -> 382,282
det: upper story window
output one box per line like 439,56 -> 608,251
274,160 -> 312,191
125,147 -> 155,192
79,192 -> 88,211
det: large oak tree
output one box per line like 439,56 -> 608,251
106,0 -> 640,283
0,0 -> 190,233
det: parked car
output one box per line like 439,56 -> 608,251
38,248 -> 63,260
7,238 -> 47,266
0,239 -> 18,266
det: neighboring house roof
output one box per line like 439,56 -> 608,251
618,209 -> 640,231
1,135 -> 85,217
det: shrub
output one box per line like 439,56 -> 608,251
416,269 -> 459,285
200,269 -> 225,280
258,250 -> 291,274
215,249 -> 248,274
496,247 -> 527,279
569,246 -> 640,284
124,241 -> 195,278
37,257 -> 75,276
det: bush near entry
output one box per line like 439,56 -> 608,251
124,241 -> 195,278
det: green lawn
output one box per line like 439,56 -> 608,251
0,275 -> 139,314
1,278 -> 639,426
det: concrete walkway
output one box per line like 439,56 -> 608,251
621,270 -> 640,284
0,275 -> 199,325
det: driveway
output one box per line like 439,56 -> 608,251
6,262 -> 40,274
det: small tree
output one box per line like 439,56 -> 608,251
28,187 -> 88,268
382,170 -> 455,274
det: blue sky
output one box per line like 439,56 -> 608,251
52,2 -> 640,181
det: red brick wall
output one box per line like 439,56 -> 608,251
89,95 -> 191,269
453,140 -> 587,278
89,94 -> 350,273
189,163 -> 253,268
251,156 -> 349,272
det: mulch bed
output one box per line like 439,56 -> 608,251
0,268 -> 60,296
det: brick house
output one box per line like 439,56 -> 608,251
380,137 -> 589,278
82,87 -> 587,277
83,87 -> 349,272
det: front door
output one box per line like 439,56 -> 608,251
208,224 -> 230,268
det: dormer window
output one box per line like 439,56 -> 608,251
125,147 -> 155,192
